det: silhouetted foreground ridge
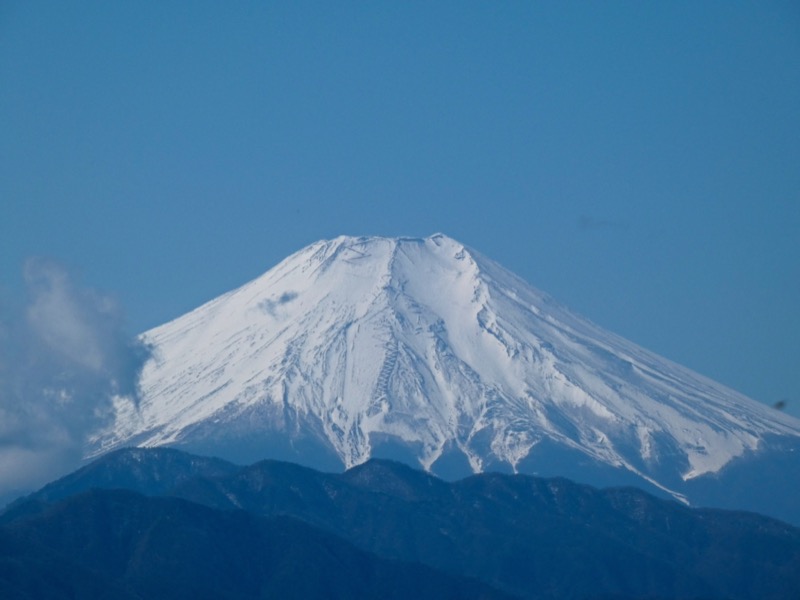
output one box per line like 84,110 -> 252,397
2,448 -> 799,599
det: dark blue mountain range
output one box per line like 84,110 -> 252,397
3,448 -> 799,600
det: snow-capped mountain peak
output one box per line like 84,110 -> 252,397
96,234 -> 800,506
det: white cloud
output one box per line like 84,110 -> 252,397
0,260 -> 151,503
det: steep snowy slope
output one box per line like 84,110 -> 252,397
94,235 -> 800,508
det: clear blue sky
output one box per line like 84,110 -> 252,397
2,2 -> 799,417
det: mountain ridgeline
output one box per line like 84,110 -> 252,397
3,448 -> 799,600
93,235 -> 800,524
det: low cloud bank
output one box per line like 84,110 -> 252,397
0,259 -> 150,504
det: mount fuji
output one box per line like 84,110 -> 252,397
94,234 -> 800,522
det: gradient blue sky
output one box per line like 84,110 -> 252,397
2,2 -> 799,417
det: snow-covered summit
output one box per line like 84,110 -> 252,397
95,234 -> 800,504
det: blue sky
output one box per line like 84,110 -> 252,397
2,1 -> 799,417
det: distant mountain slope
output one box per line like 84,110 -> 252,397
93,235 -> 800,521
16,447 -> 238,505
8,448 -> 799,600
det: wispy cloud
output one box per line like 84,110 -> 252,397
0,259 -> 151,503
258,291 -> 298,317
